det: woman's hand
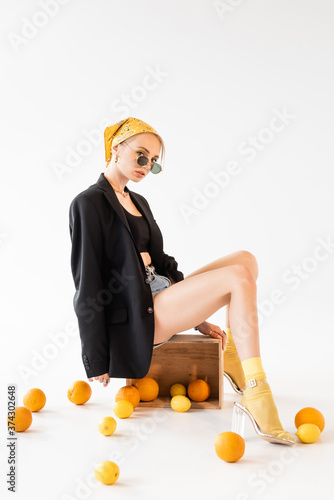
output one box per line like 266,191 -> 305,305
195,321 -> 227,350
88,373 -> 110,387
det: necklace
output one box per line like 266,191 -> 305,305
108,180 -> 129,198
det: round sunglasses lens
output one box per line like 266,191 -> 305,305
151,163 -> 162,174
137,156 -> 148,167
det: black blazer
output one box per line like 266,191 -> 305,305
69,173 -> 184,379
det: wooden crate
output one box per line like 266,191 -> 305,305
126,334 -> 223,409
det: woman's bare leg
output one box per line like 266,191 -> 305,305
184,250 -> 259,329
153,255 -> 294,443
153,261 -> 294,443
153,264 -> 260,360
185,250 -> 259,280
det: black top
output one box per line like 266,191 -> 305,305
122,206 -> 151,252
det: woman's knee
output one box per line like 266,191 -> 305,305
238,250 -> 258,280
230,264 -> 257,289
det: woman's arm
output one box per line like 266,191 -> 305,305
69,194 -> 110,379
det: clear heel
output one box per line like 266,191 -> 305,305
224,372 -> 244,395
232,402 -> 295,445
232,403 -> 245,437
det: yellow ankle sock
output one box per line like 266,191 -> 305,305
225,327 -> 234,347
240,357 -> 294,441
241,357 -> 266,383
224,327 -> 245,390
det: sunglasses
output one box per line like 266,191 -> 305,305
123,142 -> 162,174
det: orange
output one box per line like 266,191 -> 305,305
94,461 -> 119,484
133,377 -> 159,401
23,388 -> 46,412
67,380 -> 92,405
115,385 -> 140,408
187,379 -> 210,402
214,432 -> 245,462
98,416 -> 117,436
8,406 -> 33,432
295,407 -> 325,432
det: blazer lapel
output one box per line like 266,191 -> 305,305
96,173 -> 153,249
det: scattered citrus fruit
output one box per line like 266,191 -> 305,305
115,385 -> 140,408
214,432 -> 245,462
171,395 -> 191,412
23,388 -> 46,412
94,461 -> 119,485
170,383 -> 187,397
98,416 -> 117,436
113,400 -> 134,418
133,377 -> 159,401
295,423 -> 321,443
67,380 -> 92,405
295,407 -> 325,432
9,406 -> 33,432
187,379 -> 210,402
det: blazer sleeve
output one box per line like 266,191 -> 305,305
161,252 -> 184,283
69,194 -> 110,378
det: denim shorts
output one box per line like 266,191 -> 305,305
145,264 -> 171,297
145,264 -> 173,349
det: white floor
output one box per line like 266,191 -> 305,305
2,362 -> 333,500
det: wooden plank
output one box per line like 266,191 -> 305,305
132,397 -> 220,409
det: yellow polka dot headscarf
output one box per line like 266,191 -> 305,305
104,117 -> 160,162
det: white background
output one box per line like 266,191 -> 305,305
1,1 -> 333,499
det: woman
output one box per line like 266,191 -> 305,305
69,117 -> 294,445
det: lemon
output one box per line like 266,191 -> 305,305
113,400 -> 134,418
98,416 -> 117,436
170,383 -> 187,397
94,461 -> 119,484
295,423 -> 321,443
171,395 -> 191,412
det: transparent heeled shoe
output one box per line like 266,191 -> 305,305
224,372 -> 244,395
232,402 -> 245,437
232,402 -> 295,445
